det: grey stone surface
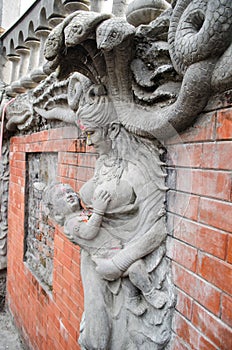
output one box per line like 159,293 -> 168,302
0,310 -> 26,350
24,153 -> 57,290
0,271 -> 6,311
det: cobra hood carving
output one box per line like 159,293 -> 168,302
43,0 -> 232,140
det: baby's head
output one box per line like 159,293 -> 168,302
44,183 -> 81,225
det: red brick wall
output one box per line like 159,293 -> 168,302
166,103 -> 232,349
7,103 -> 232,349
7,126 -> 96,350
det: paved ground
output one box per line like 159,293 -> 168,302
0,309 -> 26,350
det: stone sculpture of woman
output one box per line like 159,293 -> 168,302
64,85 -> 174,350
39,1 -> 232,349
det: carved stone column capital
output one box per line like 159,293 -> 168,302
20,39 -> 40,89
31,29 -> 51,83
62,0 -> 90,13
11,46 -> 30,94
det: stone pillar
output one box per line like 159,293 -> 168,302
0,0 -> 20,30
31,29 -> 50,83
112,0 -> 131,17
5,54 -> 20,96
21,39 -> 40,89
63,1 -> 90,13
11,46 -> 30,93
90,0 -> 105,12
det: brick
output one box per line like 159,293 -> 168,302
58,164 -> 69,178
192,302 -> 232,350
174,217 -> 227,260
172,263 -> 221,315
68,165 -> 78,179
198,252 -> 232,295
63,240 -> 74,260
167,238 -> 197,272
10,143 -> 26,152
28,130 -> 49,143
9,159 -> 24,170
41,139 -> 77,152
10,136 -> 24,144
9,151 -> 25,161
167,191 -> 199,221
9,173 -> 25,186
10,166 -> 26,178
60,292 -> 79,317
54,233 -> 65,252
58,152 -> 78,165
216,108 -> 232,140
173,312 -> 217,350
48,127 -> 79,140
167,112 -> 216,145
199,197 -> 232,232
78,153 -> 96,168
167,143 -> 202,167
71,259 -> 81,278
62,266 -> 75,286
176,288 -> 193,320
221,293 -> 232,327
170,334 -> 190,350
76,167 -> 94,182
70,287 -> 84,309
202,141 -> 232,170
53,271 -> 70,298
227,235 -> 232,263
176,168 -> 231,201
55,248 -> 72,270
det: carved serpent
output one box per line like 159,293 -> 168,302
96,18 -> 135,102
119,0 -> 232,139
169,0 -> 232,74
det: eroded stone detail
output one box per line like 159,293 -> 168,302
24,153 -> 58,290
0,270 -> 6,311
0,142 -> 9,271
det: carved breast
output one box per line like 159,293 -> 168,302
79,177 -> 136,212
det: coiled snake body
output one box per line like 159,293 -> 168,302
119,0 -> 232,139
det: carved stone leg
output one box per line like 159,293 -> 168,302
79,250 -> 111,350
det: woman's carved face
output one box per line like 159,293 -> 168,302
85,127 -> 112,155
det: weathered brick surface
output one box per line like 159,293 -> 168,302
166,104 -> 232,349
7,127 -> 91,350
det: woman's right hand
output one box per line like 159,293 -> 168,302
92,189 -> 111,215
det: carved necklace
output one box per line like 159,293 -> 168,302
93,156 -> 124,184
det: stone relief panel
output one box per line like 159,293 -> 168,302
24,153 -> 58,290
0,0 -> 231,349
